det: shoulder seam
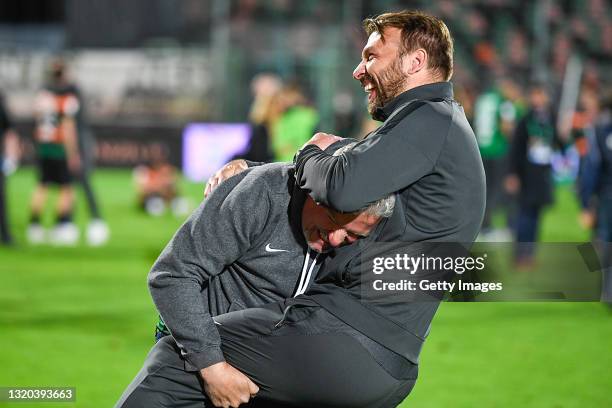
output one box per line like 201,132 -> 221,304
432,101 -> 455,169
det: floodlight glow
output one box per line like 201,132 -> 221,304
182,123 -> 251,182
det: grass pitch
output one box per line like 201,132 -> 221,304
0,168 -> 610,407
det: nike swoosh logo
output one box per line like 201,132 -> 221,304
265,244 -> 289,253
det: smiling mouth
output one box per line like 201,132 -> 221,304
364,84 -> 378,104
367,90 -> 376,103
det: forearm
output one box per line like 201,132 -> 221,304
295,136 -> 434,212
149,268 -> 224,369
294,138 -> 376,212
294,107 -> 442,212
294,145 -> 361,211
147,206 -> 227,369
149,176 -> 269,369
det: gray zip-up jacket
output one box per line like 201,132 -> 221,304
148,163 -> 322,371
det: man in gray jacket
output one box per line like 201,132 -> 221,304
116,149 -> 409,407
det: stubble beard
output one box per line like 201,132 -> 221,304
366,57 -> 408,117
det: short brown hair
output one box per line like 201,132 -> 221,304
363,10 -> 454,81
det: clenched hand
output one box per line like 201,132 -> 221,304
204,159 -> 248,197
300,132 -> 344,152
200,362 -> 259,408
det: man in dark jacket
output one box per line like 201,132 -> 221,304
290,9 -> 485,378
505,83 -> 560,266
577,92 -> 612,303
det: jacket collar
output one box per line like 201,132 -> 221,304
374,81 -> 454,121
288,168 -> 308,247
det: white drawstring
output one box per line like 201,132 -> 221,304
293,250 -> 319,297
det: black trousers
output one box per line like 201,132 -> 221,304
115,302 -> 416,408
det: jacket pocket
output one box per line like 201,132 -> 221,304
227,301 -> 246,313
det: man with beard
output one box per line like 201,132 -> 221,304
294,11 -> 484,221
207,10 -> 485,406
291,15 -> 485,393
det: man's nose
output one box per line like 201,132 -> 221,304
353,60 -> 365,81
327,229 -> 347,247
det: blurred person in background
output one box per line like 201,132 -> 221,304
506,82 -> 561,268
271,82 -> 319,162
206,80 -> 319,196
134,158 -> 189,217
453,82 -> 477,124
206,75 -> 283,196
240,73 -> 282,163
576,88 -> 603,234
475,77 -> 524,241
46,58 -> 110,246
27,64 -> 82,246
577,89 -> 612,303
0,91 -> 20,246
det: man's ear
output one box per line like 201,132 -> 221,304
404,49 -> 427,75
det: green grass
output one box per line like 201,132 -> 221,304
1,168 -> 611,407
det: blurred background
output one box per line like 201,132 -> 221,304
0,0 -> 611,407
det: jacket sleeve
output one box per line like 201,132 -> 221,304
294,105 -> 445,212
245,160 -> 266,167
148,174 -> 270,370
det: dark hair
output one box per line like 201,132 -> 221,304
363,10 -> 454,81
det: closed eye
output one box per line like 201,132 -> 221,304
325,210 -> 368,241
347,231 -> 367,240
